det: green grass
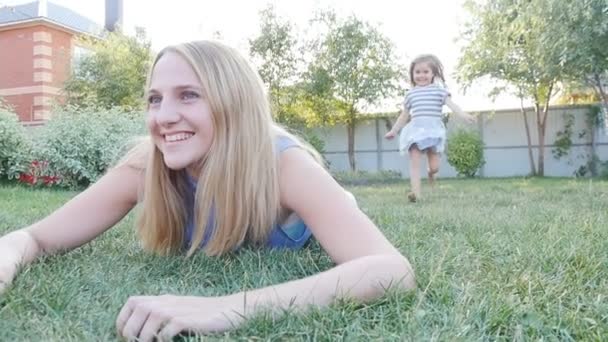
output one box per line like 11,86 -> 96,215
1,178 -> 607,340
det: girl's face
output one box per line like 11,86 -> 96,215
413,62 -> 434,86
146,52 -> 214,177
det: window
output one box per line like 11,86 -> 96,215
71,45 -> 92,71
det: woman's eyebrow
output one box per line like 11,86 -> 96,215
147,84 -> 202,93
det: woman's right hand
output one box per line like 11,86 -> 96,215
384,131 -> 396,140
0,166 -> 140,295
0,242 -> 18,294
0,264 -> 13,294
0,231 -> 37,295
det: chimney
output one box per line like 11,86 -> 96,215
37,0 -> 47,17
105,0 -> 123,32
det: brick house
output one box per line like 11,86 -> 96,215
0,0 -> 121,125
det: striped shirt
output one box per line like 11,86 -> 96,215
404,84 -> 450,119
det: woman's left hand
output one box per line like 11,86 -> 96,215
115,294 -> 243,341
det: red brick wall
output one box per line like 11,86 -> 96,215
0,22 -> 76,122
0,26 -> 36,89
46,28 -> 73,89
3,93 -> 35,122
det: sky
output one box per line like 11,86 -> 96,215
2,0 -> 524,112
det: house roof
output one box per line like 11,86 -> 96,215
0,1 -> 103,36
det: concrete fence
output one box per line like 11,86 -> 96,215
313,104 -> 608,178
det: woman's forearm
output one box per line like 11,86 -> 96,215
229,254 -> 415,317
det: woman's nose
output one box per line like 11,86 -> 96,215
155,100 -> 180,125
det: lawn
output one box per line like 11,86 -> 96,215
0,178 -> 607,340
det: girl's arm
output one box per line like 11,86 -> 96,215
385,109 -> 411,139
445,97 -> 476,123
0,165 -> 141,293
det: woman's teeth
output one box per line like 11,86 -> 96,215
165,133 -> 193,142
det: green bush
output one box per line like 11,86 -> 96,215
300,130 -> 326,155
0,106 -> 32,179
446,129 -> 485,177
37,106 -> 146,188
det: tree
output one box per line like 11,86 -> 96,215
549,0 -> 608,108
63,29 -> 153,110
458,0 -> 567,176
546,0 -> 608,176
554,84 -> 600,105
249,5 -> 324,130
249,5 -> 297,98
306,12 -> 403,170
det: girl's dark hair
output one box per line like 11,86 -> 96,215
409,54 -> 445,86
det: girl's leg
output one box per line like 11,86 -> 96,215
408,145 -> 422,201
426,149 -> 441,187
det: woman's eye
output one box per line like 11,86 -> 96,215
182,91 -> 199,101
148,95 -> 161,105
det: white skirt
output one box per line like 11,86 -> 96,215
399,117 -> 447,155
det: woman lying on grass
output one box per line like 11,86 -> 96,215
0,40 -> 415,341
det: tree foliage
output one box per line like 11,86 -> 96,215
306,11 -> 403,170
63,30 -> 153,110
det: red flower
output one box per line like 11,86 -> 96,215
18,173 -> 37,185
41,175 -> 60,186
18,160 -> 60,186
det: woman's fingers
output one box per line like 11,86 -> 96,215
158,318 -> 188,341
115,301 -> 134,334
116,296 -> 148,339
138,311 -> 168,342
121,306 -> 150,340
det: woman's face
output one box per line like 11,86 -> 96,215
146,52 -> 214,177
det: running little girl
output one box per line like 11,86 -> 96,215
385,54 -> 475,202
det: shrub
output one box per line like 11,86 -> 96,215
37,106 -> 146,188
17,160 -> 61,187
300,130 -> 326,155
446,129 -> 485,177
0,106 -> 32,180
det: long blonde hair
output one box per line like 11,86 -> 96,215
121,41 -> 320,256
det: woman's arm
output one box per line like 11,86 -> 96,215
245,147 -> 415,295
115,149 -> 415,340
223,148 -> 415,320
0,165 -> 141,292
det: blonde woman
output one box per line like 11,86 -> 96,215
0,41 -> 415,341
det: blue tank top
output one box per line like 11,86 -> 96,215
183,135 -> 313,250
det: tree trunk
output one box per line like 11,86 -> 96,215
347,118 -> 356,171
588,73 -> 606,177
589,114 -> 598,177
535,82 -> 554,177
534,101 -> 545,176
520,97 -> 537,176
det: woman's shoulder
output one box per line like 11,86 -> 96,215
275,134 -> 299,153
115,136 -> 153,170
273,128 -> 325,167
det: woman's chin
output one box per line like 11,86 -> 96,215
162,158 -> 190,171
